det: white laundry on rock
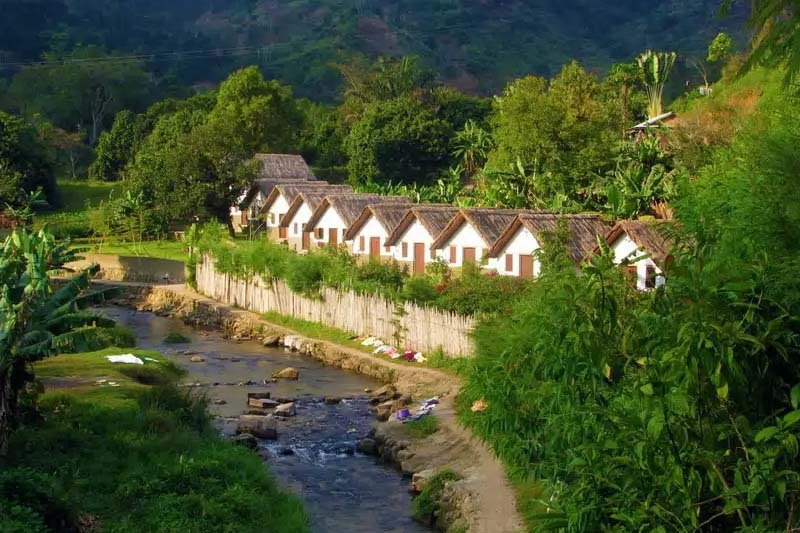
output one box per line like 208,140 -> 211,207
105,354 -> 144,365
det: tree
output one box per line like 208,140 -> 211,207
0,112 -> 56,208
636,50 -> 677,119
344,95 -> 452,186
8,46 -> 150,145
708,31 -> 735,63
89,110 -> 138,181
452,120 -> 493,178
0,228 -> 119,453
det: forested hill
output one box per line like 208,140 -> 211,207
0,0 -> 744,100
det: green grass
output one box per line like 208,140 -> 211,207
163,331 -> 191,344
35,180 -> 117,240
402,415 -> 439,438
78,239 -> 187,261
262,311 -> 369,351
0,346 -> 309,532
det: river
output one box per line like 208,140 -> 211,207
101,306 -> 432,533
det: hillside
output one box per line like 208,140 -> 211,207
0,0 -> 745,100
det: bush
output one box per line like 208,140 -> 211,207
403,415 -> 439,438
286,253 -> 329,294
402,276 -> 440,305
163,331 -> 190,344
412,469 -> 461,524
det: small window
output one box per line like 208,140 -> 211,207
505,254 -> 513,272
359,236 -> 365,252
316,228 -> 324,239
449,246 -> 456,263
293,223 -> 298,234
269,213 -> 275,224
402,242 -> 408,258
481,248 -> 488,261
278,213 -> 284,223
385,245 -> 391,253
645,265 -> 657,289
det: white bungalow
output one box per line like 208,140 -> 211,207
344,203 -> 416,262
304,194 -> 408,248
261,183 -> 352,241
430,209 -> 526,269
281,191 -> 336,251
601,220 -> 670,290
489,214 -> 610,278
385,206 -> 459,274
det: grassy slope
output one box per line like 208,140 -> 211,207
1,347 -> 308,533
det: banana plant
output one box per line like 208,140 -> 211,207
0,228 -> 119,454
636,50 -> 677,119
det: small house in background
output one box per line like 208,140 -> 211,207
626,111 -> 678,140
490,214 -> 610,278
281,191 -> 341,251
233,154 -> 316,232
601,220 -> 671,290
345,203 -> 417,262
304,194 -> 409,248
431,208 -> 532,269
385,205 -> 460,274
261,183 -> 352,240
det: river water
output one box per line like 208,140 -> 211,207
101,306 -> 431,533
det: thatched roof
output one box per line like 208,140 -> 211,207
344,203 -> 418,241
599,220 -> 671,263
490,213 -> 611,262
431,208 -> 548,250
239,178 -> 308,210
254,153 -> 315,181
304,194 -> 409,232
385,205 -> 460,246
260,183 -> 352,214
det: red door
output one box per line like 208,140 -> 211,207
302,232 -> 310,250
463,247 -> 476,264
413,243 -> 425,275
370,237 -> 381,257
328,228 -> 339,246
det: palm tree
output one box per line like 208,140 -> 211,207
636,50 -> 677,119
0,228 -> 118,453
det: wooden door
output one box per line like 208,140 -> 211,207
463,247 -> 476,264
413,243 -> 425,275
370,237 -> 381,257
302,232 -> 310,250
278,226 -> 287,239
519,254 -> 534,279
328,228 -> 338,246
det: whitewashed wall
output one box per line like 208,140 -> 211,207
437,223 -> 490,267
392,220 -> 436,264
287,203 -> 313,239
351,217 -> 393,257
197,255 -> 475,357
311,207 -> 347,246
493,227 -> 542,277
611,235 -> 665,290
265,195 -> 291,230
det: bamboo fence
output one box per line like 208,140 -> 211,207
197,255 -> 474,357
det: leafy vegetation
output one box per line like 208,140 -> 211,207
412,469 -> 461,524
163,332 -> 191,344
402,415 -> 439,439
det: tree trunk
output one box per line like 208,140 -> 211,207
0,366 -> 17,456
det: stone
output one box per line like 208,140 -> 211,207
357,438 -> 378,455
272,367 -> 299,380
189,355 -> 205,363
244,409 -> 268,416
369,385 -> 396,404
274,397 -> 294,404
213,399 -> 227,405
323,396 -> 342,405
236,415 -> 277,440
278,447 -> 295,456
373,400 -> 395,422
182,350 -> 198,355
232,433 -> 258,450
262,335 -> 280,347
393,394 -> 413,410
249,398 -> 279,409
274,402 -> 296,418
247,392 -> 271,400
411,469 -> 436,493
397,449 -> 415,462
230,357 -> 241,363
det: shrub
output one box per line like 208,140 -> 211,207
402,276 -> 440,305
403,415 -> 439,438
286,253 -> 329,294
163,331 -> 190,344
412,469 -> 461,524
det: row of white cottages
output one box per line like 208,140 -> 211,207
234,155 -> 669,290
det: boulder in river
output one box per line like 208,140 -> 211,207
274,402 -> 296,418
249,398 -> 279,409
357,438 -> 378,455
189,355 -> 205,363
411,469 -> 436,493
262,335 -> 281,347
369,385 -> 397,405
236,415 -> 277,440
372,400 -> 395,422
232,433 -> 258,450
247,392 -> 271,400
324,396 -> 342,405
272,367 -> 299,380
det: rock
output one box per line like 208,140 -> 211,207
278,447 -> 295,456
369,385 -> 397,404
324,396 -> 342,405
182,350 -> 198,355
357,438 -> 378,455
213,399 -> 227,405
364,388 -> 372,394
373,400 -> 395,422
189,356 -> 205,363
230,357 -> 241,363
244,409 -> 268,416
274,397 -> 294,404
411,469 -> 436,493
236,415 -> 277,440
328,444 -> 355,456
272,367 -> 299,380
397,449 -> 415,462
274,402 -> 296,418
247,392 -> 271,400
249,398 -> 279,409
262,335 -> 280,347
393,394 -> 413,410
232,433 -> 258,450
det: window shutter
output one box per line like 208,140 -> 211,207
359,236 -> 365,251
402,242 -> 408,258
449,246 -> 456,263
505,254 -> 513,271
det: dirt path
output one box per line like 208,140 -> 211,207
113,282 -> 524,533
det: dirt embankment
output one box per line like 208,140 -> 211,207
111,283 -> 523,533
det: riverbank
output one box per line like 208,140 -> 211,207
0,347 -> 307,532
113,282 -> 523,533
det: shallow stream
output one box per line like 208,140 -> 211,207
101,306 -> 431,533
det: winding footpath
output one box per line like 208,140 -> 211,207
100,280 -> 523,533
